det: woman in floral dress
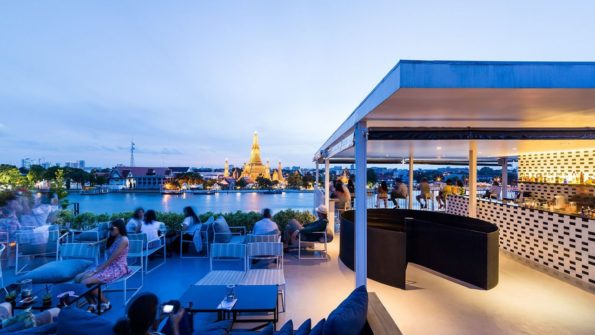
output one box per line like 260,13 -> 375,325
76,219 -> 130,313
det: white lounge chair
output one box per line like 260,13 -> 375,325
240,242 -> 286,312
15,225 -> 68,274
194,243 -> 246,286
128,232 -> 166,274
103,239 -> 144,305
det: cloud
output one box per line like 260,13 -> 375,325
0,123 -> 6,136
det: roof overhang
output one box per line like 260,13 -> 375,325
314,60 -> 595,163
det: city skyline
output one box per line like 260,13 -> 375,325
2,1 -> 594,167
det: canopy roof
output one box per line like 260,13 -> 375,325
314,60 -> 595,163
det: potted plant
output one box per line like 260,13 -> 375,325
42,285 -> 52,308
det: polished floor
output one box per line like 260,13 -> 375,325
5,238 -> 595,334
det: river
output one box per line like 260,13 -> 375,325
68,191 -> 315,214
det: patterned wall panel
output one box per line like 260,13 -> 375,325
519,183 -> 595,200
446,195 -> 595,288
518,149 -> 595,183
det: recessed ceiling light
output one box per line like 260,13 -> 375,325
436,146 -> 442,150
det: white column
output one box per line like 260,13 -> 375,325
324,159 -> 330,211
501,157 -> 508,200
315,162 -> 320,190
314,162 -> 320,210
468,141 -> 478,218
408,153 -> 414,209
354,122 -> 368,287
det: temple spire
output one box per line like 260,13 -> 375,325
249,131 -> 263,165
224,159 -> 229,177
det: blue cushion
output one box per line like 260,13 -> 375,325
296,319 -> 312,335
277,320 -> 293,334
75,231 -> 99,242
323,286 -> 368,335
260,323 -> 274,335
310,319 -> 325,335
202,319 -> 233,335
19,259 -> 93,284
56,307 -> 114,335
213,217 -> 232,243
5,323 -> 57,334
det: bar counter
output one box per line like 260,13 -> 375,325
446,195 -> 595,288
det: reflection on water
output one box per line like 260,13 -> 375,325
68,192 -> 314,214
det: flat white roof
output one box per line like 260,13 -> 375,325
315,60 -> 595,162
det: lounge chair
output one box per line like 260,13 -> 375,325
15,225 -> 68,274
127,232 -> 166,274
194,243 -> 246,286
239,242 -> 286,312
103,239 -> 144,305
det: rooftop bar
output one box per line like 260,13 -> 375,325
313,60 -> 595,293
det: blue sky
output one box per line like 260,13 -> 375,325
1,1 -> 594,168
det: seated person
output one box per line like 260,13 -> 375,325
75,219 -> 130,313
376,181 -> 389,208
113,293 -> 186,335
483,181 -> 501,200
436,179 -> 453,209
142,210 -> 163,249
415,178 -> 432,208
390,179 -> 408,209
126,208 -> 145,234
283,205 -> 329,249
178,206 -> 202,252
252,208 -> 280,235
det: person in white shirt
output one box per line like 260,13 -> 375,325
126,208 -> 144,233
141,210 -> 162,248
252,209 -> 280,235
180,206 -> 202,253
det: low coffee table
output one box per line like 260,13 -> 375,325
2,283 -> 101,315
179,285 -> 278,330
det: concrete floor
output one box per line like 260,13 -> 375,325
5,239 -> 595,334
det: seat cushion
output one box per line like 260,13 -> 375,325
310,319 -> 325,335
75,230 -> 99,242
56,307 -> 115,335
214,216 -> 232,243
197,319 -> 233,335
194,271 -> 245,286
240,269 -> 285,286
277,320 -> 293,334
324,286 -> 367,335
6,323 -> 57,334
19,259 -> 93,283
296,319 -> 312,335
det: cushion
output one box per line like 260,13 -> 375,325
202,319 -> 233,335
75,230 -> 99,242
277,320 -> 293,334
20,259 -> 93,284
296,319 -> 312,335
310,319 -> 325,335
260,323 -> 274,335
56,307 -> 114,335
213,216 -> 232,243
4,323 -> 57,334
323,286 -> 368,335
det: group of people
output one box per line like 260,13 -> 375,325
372,177 -> 466,210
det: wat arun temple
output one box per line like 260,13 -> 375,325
224,132 -> 285,185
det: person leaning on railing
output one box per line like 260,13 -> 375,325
390,178 -> 408,209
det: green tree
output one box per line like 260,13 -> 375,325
0,164 -> 28,188
302,172 -> 314,188
366,168 -> 378,185
255,176 -> 273,189
236,178 -> 248,189
50,169 -> 69,209
27,165 -> 47,185
286,171 -> 303,189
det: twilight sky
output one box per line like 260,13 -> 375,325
1,1 -> 594,168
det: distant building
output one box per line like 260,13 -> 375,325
108,166 -> 183,190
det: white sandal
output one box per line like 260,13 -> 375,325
100,302 -> 112,313
87,304 -> 97,313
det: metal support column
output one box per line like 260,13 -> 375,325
354,121 -> 368,287
468,141 -> 478,218
408,153 -> 414,209
324,159 -> 330,211
501,157 -> 508,200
